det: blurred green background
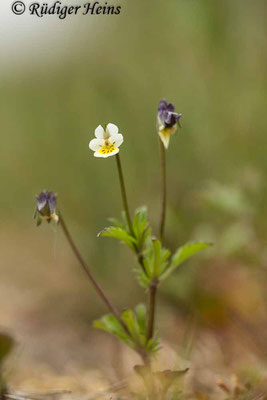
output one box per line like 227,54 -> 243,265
1,0 -> 267,390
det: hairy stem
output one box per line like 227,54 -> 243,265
58,211 -> 129,334
115,153 -> 134,235
159,139 -> 167,242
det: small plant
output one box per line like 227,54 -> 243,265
35,99 -> 211,398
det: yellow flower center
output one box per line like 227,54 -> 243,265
98,143 -> 117,155
40,212 -> 59,223
160,127 -> 176,137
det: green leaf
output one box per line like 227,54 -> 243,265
142,243 -> 154,277
140,239 -> 171,281
135,304 -> 146,335
132,207 -> 151,249
161,241 -> 212,280
122,306 -> 159,352
132,206 -> 147,233
93,308 -> 148,351
98,226 -> 137,250
158,247 -> 171,276
135,268 -> 151,288
93,314 -> 132,346
171,241 -> 212,268
94,306 -> 160,355
122,310 -> 141,343
146,337 -> 161,353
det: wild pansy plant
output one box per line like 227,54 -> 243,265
35,101 -> 211,372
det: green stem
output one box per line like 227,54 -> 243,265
115,153 -> 134,236
145,139 -> 167,343
159,139 -> 167,242
115,153 -> 154,354
115,154 -> 148,277
58,211 -> 129,334
146,279 -> 158,342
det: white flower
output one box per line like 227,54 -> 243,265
89,123 -> 124,158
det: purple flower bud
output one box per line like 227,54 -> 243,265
157,99 -> 182,149
157,98 -> 182,129
34,190 -> 59,226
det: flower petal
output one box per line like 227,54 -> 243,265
158,99 -> 167,112
106,123 -> 119,136
94,147 -> 119,158
89,138 -> 104,151
166,103 -> 175,112
95,125 -> 105,139
94,151 -> 105,158
159,129 -> 171,149
110,133 -> 123,148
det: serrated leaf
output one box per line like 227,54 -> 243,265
171,241 -> 212,268
132,207 -> 151,250
140,239 -> 171,281
93,314 -> 132,345
161,241 -> 212,280
98,226 -> 137,250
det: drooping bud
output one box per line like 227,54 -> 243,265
157,99 -> 182,149
34,190 -> 59,226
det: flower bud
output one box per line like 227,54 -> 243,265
34,190 -> 59,226
157,99 -> 182,149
